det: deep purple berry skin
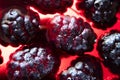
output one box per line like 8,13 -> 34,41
59,54 -> 103,80
0,6 -> 40,47
24,0 -> 73,14
7,44 -> 60,80
97,30 -> 120,74
47,15 -> 96,55
76,0 -> 119,29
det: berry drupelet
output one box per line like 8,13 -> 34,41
24,0 -> 73,14
47,15 -> 97,55
97,30 -> 120,74
0,6 -> 40,47
76,0 -> 119,29
59,54 -> 103,80
7,44 -> 60,80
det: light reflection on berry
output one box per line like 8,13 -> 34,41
0,0 -> 120,80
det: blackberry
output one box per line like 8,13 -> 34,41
76,0 -> 119,29
47,15 -> 96,55
76,0 -> 95,9
59,54 -> 103,80
97,30 -> 120,74
7,44 -> 60,80
0,6 -> 40,47
24,0 -> 73,14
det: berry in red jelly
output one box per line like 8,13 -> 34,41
76,0 -> 119,29
59,54 -> 103,80
47,15 -> 97,55
97,30 -> 120,74
0,6 -> 40,47
7,44 -> 60,80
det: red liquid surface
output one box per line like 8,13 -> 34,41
0,0 -> 120,80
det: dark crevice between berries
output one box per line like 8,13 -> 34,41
0,56 -> 3,64
0,49 -> 3,64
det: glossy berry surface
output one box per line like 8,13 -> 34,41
59,54 -> 103,80
76,0 -> 119,28
7,44 -> 60,80
24,0 -> 73,14
0,7 -> 40,47
0,0 -> 119,80
47,15 -> 97,55
97,30 -> 120,74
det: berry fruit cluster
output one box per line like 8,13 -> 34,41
0,0 -> 119,80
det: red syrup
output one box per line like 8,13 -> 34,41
0,0 -> 120,80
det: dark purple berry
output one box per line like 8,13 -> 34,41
47,15 -> 96,55
76,0 -> 119,29
59,54 -> 103,80
92,0 -> 117,23
24,0 -> 73,14
97,30 -> 120,74
0,6 -> 40,47
7,44 -> 60,80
